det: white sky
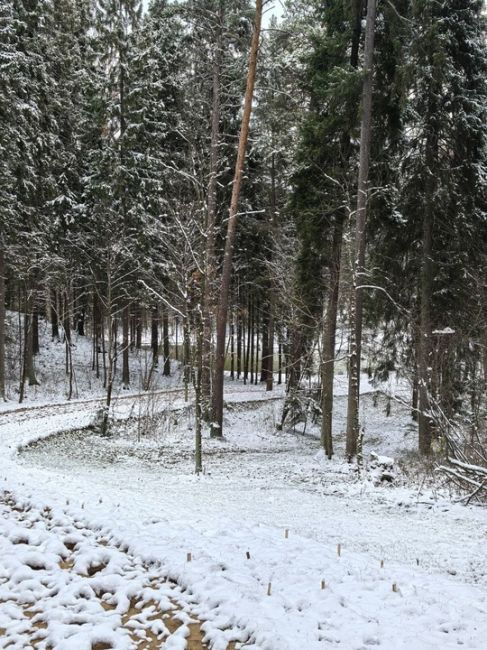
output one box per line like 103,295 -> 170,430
143,1 -> 285,26
263,0 -> 285,27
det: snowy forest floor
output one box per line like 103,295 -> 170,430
0,492 -> 232,650
1,378 -> 486,649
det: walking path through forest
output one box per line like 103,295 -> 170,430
1,382 -> 487,649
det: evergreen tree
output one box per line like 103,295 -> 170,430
401,0 -> 487,453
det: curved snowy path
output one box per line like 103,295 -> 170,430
1,387 -> 487,649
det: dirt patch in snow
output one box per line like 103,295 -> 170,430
0,492 -> 238,650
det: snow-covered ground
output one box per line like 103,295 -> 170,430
1,375 -> 486,649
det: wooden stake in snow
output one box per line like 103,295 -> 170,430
380,559 -> 384,569
321,580 -> 326,590
187,552 -> 192,563
267,582 -> 272,596
392,582 -> 398,592
246,551 -> 251,560
285,528 -> 289,539
337,543 -> 341,557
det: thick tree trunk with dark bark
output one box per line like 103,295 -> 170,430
122,303 -> 130,389
244,297 -> 251,385
321,218 -> 344,458
250,300 -> 255,385
135,305 -> 142,350
254,303 -> 260,385
345,0 -> 377,460
418,162 -> 435,454
32,304 -> 39,355
163,310 -> 170,376
260,309 -> 269,383
151,306 -> 159,367
51,290 -> 59,341
265,308 -> 274,392
237,305 -> 242,379
230,312 -> 235,379
24,289 -> 39,389
201,0 -> 224,417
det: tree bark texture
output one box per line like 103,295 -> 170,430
201,0 -> 224,417
211,0 -> 263,436
345,0 -> 377,459
321,218 -> 344,458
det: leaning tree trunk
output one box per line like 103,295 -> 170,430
0,247 -> 5,400
345,0 -> 377,460
211,0 -> 263,437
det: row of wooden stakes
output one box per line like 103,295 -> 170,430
185,531 -> 402,595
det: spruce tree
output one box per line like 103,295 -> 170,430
401,0 -> 487,453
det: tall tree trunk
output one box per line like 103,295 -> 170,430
321,218 -> 344,458
345,0 -> 377,460
183,319 -> 191,401
266,312 -> 274,392
32,303 -> 39,355
0,248 -> 5,400
24,290 -> 38,388
230,310 -> 235,380
122,303 -> 130,389
261,308 -> 269,383
250,298 -> 255,385
63,292 -> 71,375
317,0 -> 364,451
151,305 -> 159,367
130,310 -> 135,350
412,325 -> 419,421
418,168 -> 435,454
77,307 -> 85,336
237,304 -> 242,380
101,255 -> 114,435
93,291 -> 101,379
194,313 -> 203,474
279,329 -> 302,429
175,318 -> 179,361
135,305 -> 142,349
244,296 -> 251,385
51,290 -> 60,341
254,302 -> 260,385
278,341 -> 282,385
265,150 -> 279,392
201,0 -> 224,418
65,291 -> 74,401
211,0 -> 263,437
163,309 -> 170,376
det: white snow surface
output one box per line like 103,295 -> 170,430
1,380 -> 486,648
